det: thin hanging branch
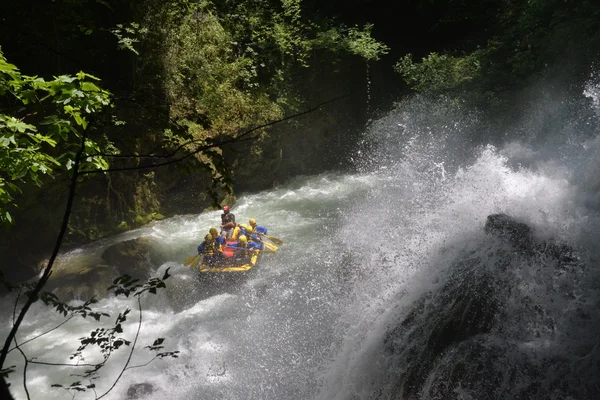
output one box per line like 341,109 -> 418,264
97,297 -> 143,399
87,93 -> 352,162
0,132 -> 87,370
13,340 -> 30,400
8,315 -> 76,354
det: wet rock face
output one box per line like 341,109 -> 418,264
101,237 -> 161,281
485,213 -> 580,270
380,214 -> 588,400
484,213 -> 533,251
47,236 -> 165,302
46,263 -> 120,301
386,261 -> 503,399
126,382 -> 154,399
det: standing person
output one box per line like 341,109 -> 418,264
220,205 -> 236,238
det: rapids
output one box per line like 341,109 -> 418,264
3,81 -> 600,399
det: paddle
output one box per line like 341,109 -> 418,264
224,245 -> 277,254
183,254 -> 203,269
263,234 -> 283,246
189,256 -> 202,270
183,254 -> 199,266
258,240 -> 278,252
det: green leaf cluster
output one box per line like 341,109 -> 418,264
131,0 -> 388,204
110,22 -> 149,56
141,0 -> 388,130
393,0 -> 600,100
0,48 -> 113,228
395,52 -> 481,93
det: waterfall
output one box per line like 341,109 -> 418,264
3,82 -> 600,399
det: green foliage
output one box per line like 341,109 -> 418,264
345,24 -> 389,61
394,0 -> 600,99
132,0 -> 388,206
146,0 -> 388,133
110,22 -> 149,56
0,48 -> 113,228
395,52 -> 481,93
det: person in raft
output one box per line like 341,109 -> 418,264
220,205 -> 236,238
209,227 -> 226,248
235,218 -> 268,242
248,218 -> 268,238
197,234 -> 220,265
231,235 -> 261,264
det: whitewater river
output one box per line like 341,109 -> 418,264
3,83 -> 600,399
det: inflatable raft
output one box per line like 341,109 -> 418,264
197,239 -> 264,273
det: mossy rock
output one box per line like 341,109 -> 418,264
46,263 -> 120,302
150,212 -> 165,220
101,237 -> 166,280
117,221 -> 130,231
220,193 -> 236,208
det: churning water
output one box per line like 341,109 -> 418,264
3,81 -> 600,399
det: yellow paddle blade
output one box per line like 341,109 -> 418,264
264,235 -> 283,246
183,254 -> 199,266
261,241 -> 278,252
190,257 -> 202,270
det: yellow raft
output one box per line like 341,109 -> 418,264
198,249 -> 261,273
185,238 -> 279,273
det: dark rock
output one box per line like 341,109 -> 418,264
484,213 -> 533,251
47,263 -> 120,301
485,213 -> 580,270
382,214 -> 586,399
388,263 -> 502,399
101,237 -> 160,281
126,382 -> 154,399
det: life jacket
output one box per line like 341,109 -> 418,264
198,239 -> 218,255
229,241 -> 259,257
221,212 -> 235,226
231,225 -> 243,240
238,224 -> 261,241
213,235 -> 226,247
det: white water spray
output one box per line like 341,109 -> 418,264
3,81 -> 600,399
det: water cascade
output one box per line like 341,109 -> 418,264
3,82 -> 600,399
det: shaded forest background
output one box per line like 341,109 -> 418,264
1,0 -> 600,284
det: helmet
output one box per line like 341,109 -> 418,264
239,235 -> 248,243
204,234 -> 212,241
223,205 -> 230,212
209,227 -> 218,235
249,218 -> 257,226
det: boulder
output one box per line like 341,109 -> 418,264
485,213 -> 579,269
382,214 -> 583,399
101,237 -> 162,281
46,263 -> 119,302
126,382 -> 154,399
484,213 -> 533,251
43,236 -> 167,302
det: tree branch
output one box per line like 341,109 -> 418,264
13,339 -> 30,400
86,93 -> 351,163
0,132 -> 87,374
8,315 -> 75,354
124,355 -> 159,371
12,287 -> 22,327
97,297 -> 143,399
